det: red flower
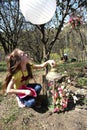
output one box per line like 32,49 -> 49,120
54,92 -> 59,99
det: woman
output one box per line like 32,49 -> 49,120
3,48 -> 56,108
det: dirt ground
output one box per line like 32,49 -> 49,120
0,72 -> 87,130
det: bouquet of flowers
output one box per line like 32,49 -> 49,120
47,80 -> 78,113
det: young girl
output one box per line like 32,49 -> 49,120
3,48 -> 56,108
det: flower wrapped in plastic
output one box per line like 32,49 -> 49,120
47,81 -> 78,113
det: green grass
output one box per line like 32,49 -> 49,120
57,61 -> 87,70
77,77 -> 87,86
56,61 -> 87,88
2,113 -> 17,124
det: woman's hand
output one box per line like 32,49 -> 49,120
48,60 -> 56,67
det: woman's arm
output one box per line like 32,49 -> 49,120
6,78 -> 32,95
33,60 -> 56,69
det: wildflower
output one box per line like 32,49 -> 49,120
72,95 -> 78,104
54,92 -> 59,99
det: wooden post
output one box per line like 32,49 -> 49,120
42,75 -> 48,95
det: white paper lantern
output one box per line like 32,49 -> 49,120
20,0 -> 56,25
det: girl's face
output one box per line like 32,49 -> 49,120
18,50 -> 29,63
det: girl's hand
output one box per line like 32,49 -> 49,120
24,89 -> 37,97
24,90 -> 32,96
48,60 -> 56,67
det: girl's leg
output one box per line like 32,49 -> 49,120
16,96 -> 36,108
27,84 -> 42,108
16,84 -> 42,108
20,96 -> 36,107
16,96 -> 25,108
27,84 -> 42,95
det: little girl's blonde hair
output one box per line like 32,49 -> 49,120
2,48 -> 33,93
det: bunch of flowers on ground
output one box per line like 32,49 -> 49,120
47,80 -> 78,113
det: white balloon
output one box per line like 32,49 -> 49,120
20,0 -> 56,25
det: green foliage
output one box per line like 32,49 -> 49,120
0,95 -> 3,102
83,97 -> 87,105
2,113 -> 17,124
57,61 -> 87,73
0,82 -> 2,89
0,62 -> 6,72
56,62 -> 87,88
77,77 -> 87,86
50,53 -> 60,61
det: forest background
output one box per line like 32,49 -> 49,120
0,0 -> 87,63
0,1 -> 87,130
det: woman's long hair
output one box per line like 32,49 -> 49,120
2,48 -> 33,93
